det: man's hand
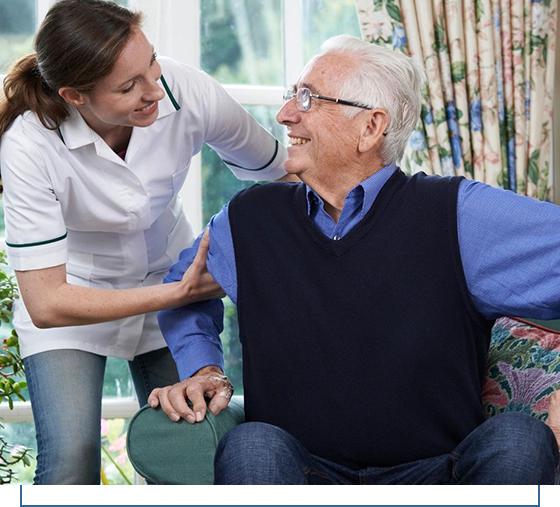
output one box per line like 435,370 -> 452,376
148,366 -> 233,423
177,229 -> 226,306
546,391 -> 560,450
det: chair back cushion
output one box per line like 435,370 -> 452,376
483,317 -> 560,421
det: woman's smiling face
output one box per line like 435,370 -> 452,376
74,28 -> 165,135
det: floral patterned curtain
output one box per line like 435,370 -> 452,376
355,0 -> 556,200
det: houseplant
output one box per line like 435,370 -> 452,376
0,250 -> 32,484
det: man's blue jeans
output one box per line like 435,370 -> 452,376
214,414 -> 560,484
24,347 -> 179,485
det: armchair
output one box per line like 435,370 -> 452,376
127,317 -> 560,485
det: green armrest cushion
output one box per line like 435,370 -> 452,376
127,396 -> 245,485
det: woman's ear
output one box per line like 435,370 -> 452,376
58,87 -> 88,107
358,108 -> 390,154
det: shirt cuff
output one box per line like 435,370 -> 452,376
7,239 -> 68,270
226,141 -> 287,182
175,339 -> 225,381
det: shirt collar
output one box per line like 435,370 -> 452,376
305,164 -> 398,217
58,74 -> 179,150
157,74 -> 180,119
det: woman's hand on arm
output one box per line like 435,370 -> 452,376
174,228 -> 226,304
15,229 -> 225,329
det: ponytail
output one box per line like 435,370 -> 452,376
0,53 -> 68,137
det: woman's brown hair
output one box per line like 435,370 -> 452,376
0,0 -> 143,137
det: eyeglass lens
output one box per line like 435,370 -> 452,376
284,88 -> 312,111
297,88 -> 311,111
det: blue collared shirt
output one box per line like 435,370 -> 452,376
160,166 -> 560,380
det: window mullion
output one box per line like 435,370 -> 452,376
224,85 -> 283,106
133,0 -> 205,234
36,0 -> 57,29
283,0 -> 304,87
0,397 -> 139,423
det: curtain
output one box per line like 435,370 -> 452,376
355,0 -> 556,200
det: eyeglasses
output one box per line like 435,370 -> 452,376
283,87 -> 372,112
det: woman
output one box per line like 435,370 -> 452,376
0,0 -> 287,484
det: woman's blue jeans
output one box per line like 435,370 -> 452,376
214,414 -> 560,485
24,347 -> 179,485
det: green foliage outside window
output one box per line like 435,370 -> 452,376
0,251 -> 33,485
201,0 -> 282,86
0,0 -> 35,73
301,0 -> 361,63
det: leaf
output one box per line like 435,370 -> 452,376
528,159 -> 539,184
374,0 -> 383,11
386,2 -> 402,23
531,35 -> 545,48
475,1 -> 484,24
438,146 -> 451,159
464,160 -> 473,178
435,21 -> 446,52
7,396 -> 13,410
435,109 -> 447,126
451,61 -> 466,83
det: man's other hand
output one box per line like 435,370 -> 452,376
147,366 -> 233,423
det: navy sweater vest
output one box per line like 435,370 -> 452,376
228,169 -> 494,469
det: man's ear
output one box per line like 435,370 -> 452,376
358,108 -> 390,154
58,87 -> 88,108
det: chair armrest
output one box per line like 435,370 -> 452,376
127,396 -> 245,485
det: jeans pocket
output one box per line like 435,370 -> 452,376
449,451 -> 462,483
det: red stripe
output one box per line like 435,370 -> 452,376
509,317 -> 560,335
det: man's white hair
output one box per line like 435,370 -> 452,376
318,35 -> 426,166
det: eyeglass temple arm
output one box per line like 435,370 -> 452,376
312,93 -> 372,110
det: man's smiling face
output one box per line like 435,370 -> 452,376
276,53 -> 367,185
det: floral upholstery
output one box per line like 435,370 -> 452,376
483,317 -> 560,422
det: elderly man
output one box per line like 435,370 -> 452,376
149,35 -> 560,484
